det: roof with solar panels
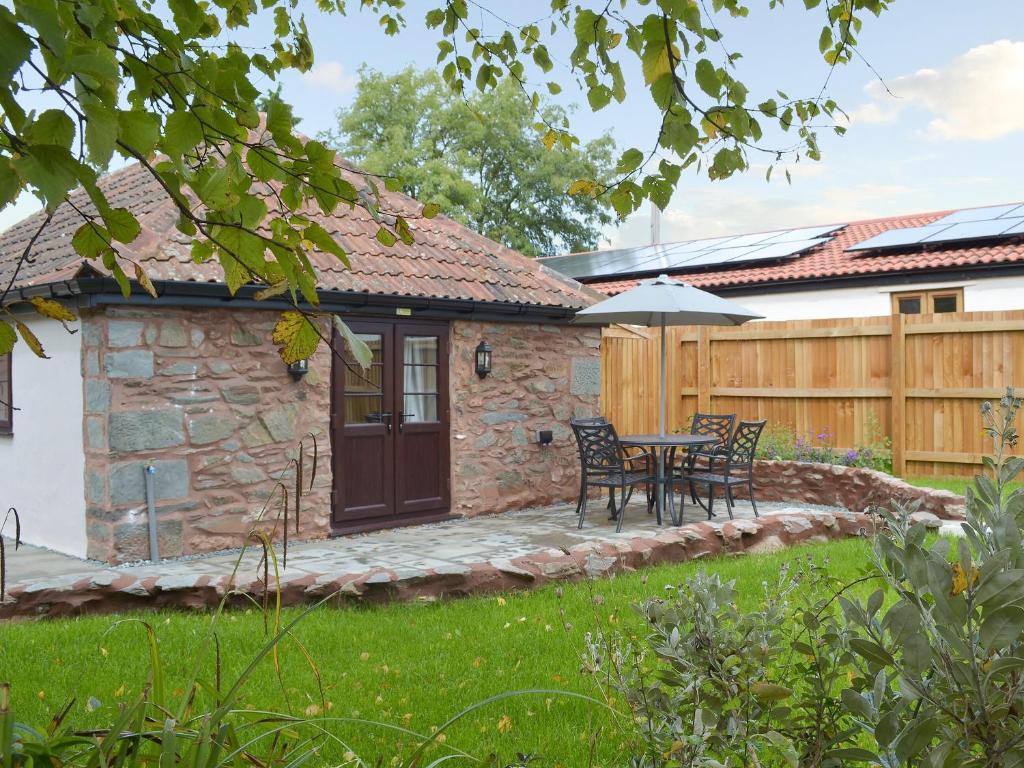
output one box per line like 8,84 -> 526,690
540,203 -> 1024,295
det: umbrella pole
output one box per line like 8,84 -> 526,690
659,315 -> 666,437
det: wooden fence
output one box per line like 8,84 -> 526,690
600,310 -> 1024,477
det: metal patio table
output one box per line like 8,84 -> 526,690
620,433 -> 717,526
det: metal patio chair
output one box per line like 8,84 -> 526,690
570,419 -> 656,532
677,419 -> 766,520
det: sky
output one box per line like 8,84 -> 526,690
3,0 -> 1023,252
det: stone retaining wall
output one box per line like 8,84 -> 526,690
750,460 -> 966,519
3,508 -> 876,619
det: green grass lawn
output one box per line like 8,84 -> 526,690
0,537 -> 880,767
906,475 -> 1021,496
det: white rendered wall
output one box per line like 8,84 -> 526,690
0,317 -> 87,557
734,274 -> 1024,321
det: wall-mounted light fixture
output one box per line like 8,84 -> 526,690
287,359 -> 310,381
474,340 -> 492,378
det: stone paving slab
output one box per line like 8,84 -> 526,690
1,499 -> 961,619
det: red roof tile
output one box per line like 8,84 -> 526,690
572,208 -> 1024,295
0,161 -> 598,310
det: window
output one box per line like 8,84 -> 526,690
0,354 -> 10,435
891,288 -> 963,315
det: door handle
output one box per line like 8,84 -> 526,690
378,411 -> 393,433
398,412 -> 414,432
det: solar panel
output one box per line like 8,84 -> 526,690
1002,218 -> 1024,236
544,223 -> 842,279
730,238 -> 831,263
930,204 -> 1023,226
920,219 -> 1023,244
845,225 -> 948,251
761,225 -> 843,243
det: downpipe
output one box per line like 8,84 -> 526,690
144,462 -> 159,561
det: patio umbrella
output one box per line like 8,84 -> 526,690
573,274 -> 764,436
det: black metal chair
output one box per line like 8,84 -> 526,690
570,419 -> 656,532
677,419 -> 766,520
664,413 -> 735,517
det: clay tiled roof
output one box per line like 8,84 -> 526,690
0,161 -> 596,310
559,207 -> 1024,295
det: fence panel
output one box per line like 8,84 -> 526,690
600,310 -> 1024,477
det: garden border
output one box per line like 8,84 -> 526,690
2,464 -> 966,619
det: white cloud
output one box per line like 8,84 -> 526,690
849,39 -> 1024,140
301,61 -> 356,94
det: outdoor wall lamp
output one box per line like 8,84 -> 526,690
474,340 -> 492,378
287,358 -> 310,381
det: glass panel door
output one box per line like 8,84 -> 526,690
402,335 -> 439,424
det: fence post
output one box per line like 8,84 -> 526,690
891,313 -> 906,476
697,327 -> 711,413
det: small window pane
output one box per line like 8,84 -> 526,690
404,336 -> 438,365
898,297 -> 922,314
345,396 -> 384,425
0,354 -> 10,431
933,295 -> 958,313
345,363 -> 383,393
403,364 -> 437,395
343,333 -> 383,365
403,394 -> 437,423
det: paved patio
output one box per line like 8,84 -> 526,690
2,497 -> 940,618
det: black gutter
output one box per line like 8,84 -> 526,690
15,277 -> 583,323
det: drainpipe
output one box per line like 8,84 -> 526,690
144,462 -> 159,561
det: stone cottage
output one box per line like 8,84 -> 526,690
0,162 -> 601,563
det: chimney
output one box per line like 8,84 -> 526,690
650,201 -> 662,246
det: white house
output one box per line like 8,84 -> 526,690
541,203 -> 1024,320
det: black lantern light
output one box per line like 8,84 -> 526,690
474,340 -> 492,378
287,358 -> 309,381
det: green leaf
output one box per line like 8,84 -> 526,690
72,222 -> 111,258
118,110 -> 161,156
0,7 -> 32,81
893,716 -> 938,763
82,98 -> 118,167
694,58 -> 720,98
27,110 -> 75,148
0,158 -> 22,207
818,26 -> 833,53
163,111 -> 204,159
849,638 -> 894,666
0,318 -> 16,355
102,208 -> 141,243
421,202 -> 440,219
303,222 -> 348,266
976,570 -> 1024,612
375,227 -> 397,247
615,148 -> 644,174
981,605 -> 1024,652
333,316 -> 372,370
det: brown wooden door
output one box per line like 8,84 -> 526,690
331,319 -> 450,531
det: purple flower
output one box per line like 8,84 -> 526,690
846,449 -> 859,462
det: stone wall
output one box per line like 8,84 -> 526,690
448,321 -> 601,516
749,460 -> 966,519
82,307 -> 334,562
81,309 -> 602,562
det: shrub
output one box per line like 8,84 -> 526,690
597,389 -> 1024,766
755,412 -> 892,474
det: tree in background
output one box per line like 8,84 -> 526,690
323,68 -> 616,257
